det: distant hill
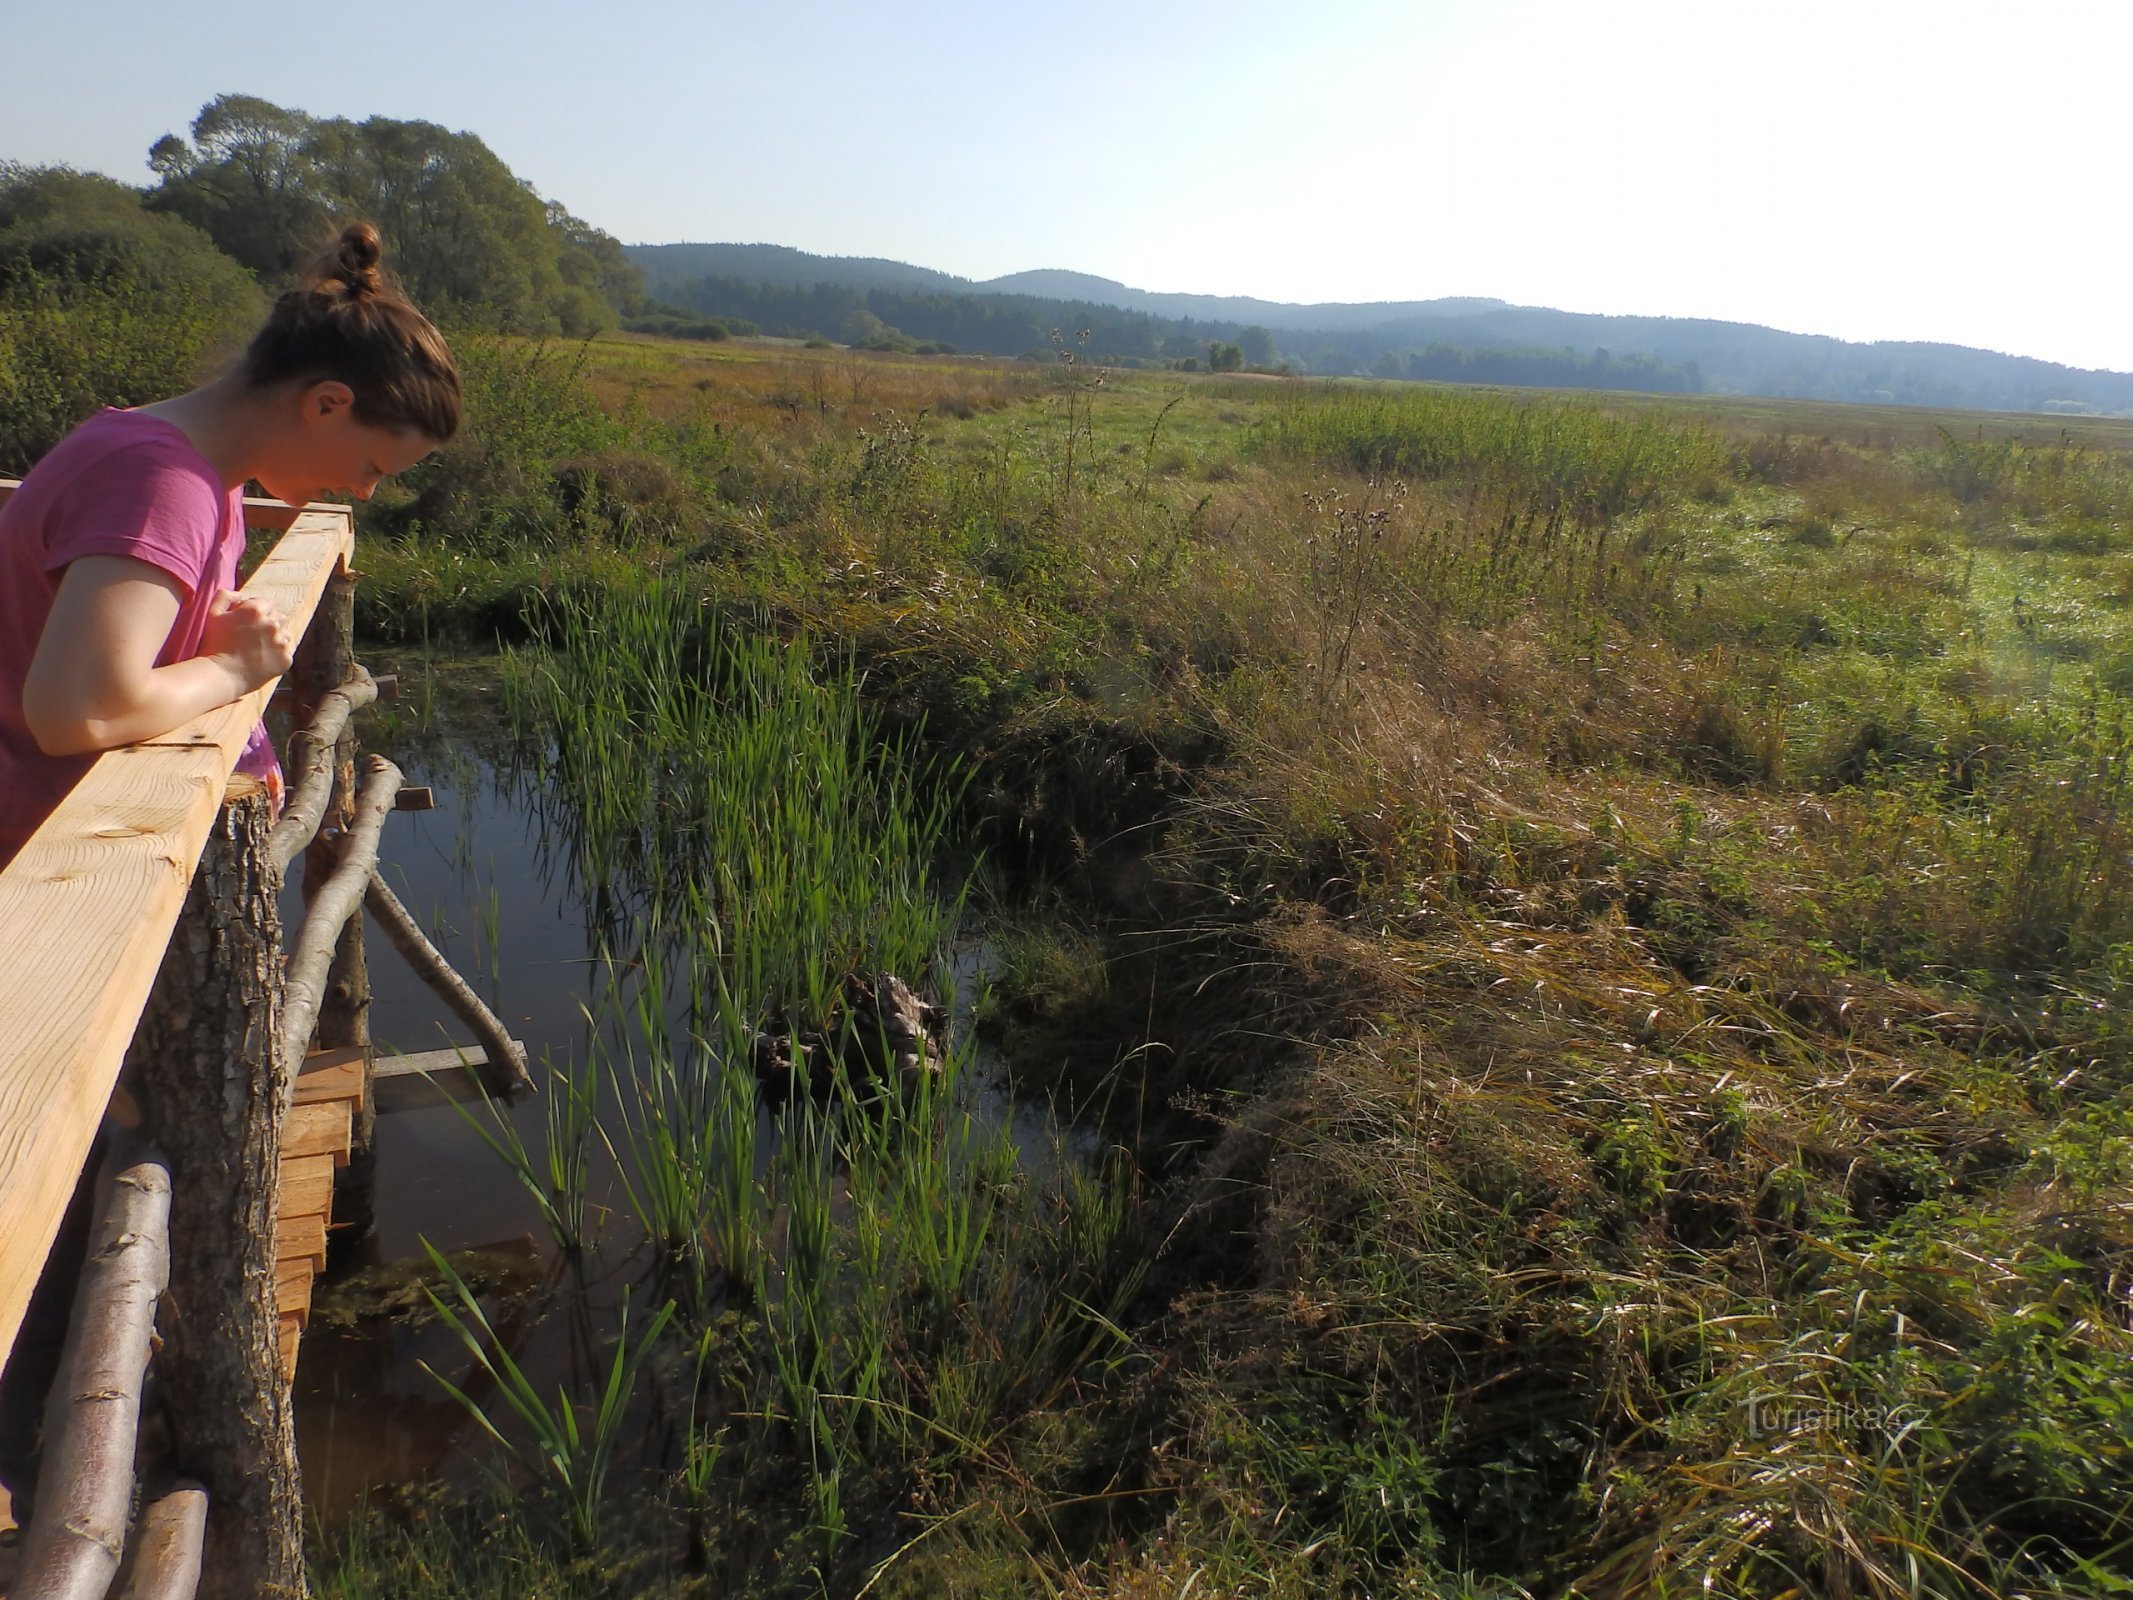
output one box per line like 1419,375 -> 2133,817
625,243 -> 2133,415
629,243 -> 977,297
981,270 -> 1518,334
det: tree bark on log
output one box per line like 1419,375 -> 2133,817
11,1135 -> 171,1600
285,571 -> 376,1238
126,784 -> 304,1600
114,1482 -> 209,1600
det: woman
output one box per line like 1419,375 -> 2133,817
0,220 -> 459,869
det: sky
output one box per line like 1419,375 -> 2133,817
6,0 -> 2129,371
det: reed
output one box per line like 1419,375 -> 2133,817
447,1040 -> 601,1256
420,1245 -> 673,1555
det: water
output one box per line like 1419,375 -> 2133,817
288,662 -> 1092,1516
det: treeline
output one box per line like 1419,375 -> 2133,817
1,96 -> 655,466
145,95 -> 642,335
1371,342 -> 1702,393
650,276 -> 1247,366
648,270 -> 1720,394
634,242 -> 2133,413
0,163 -> 265,466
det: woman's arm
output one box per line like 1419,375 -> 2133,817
20,555 -> 294,757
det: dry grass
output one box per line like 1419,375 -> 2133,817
327,335 -> 2133,1597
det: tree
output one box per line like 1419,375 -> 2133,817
145,95 -> 644,333
1207,341 -> 1244,373
1238,325 -> 1277,367
145,94 -> 325,277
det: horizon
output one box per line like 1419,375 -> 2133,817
7,0 -> 2129,372
628,245 -> 2133,373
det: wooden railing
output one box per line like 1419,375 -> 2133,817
0,488 -> 353,1380
0,486 -> 354,1599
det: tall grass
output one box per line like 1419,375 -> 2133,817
319,340 -> 2133,1597
1262,384 -> 1731,526
1258,386 -> 1729,631
502,576 -> 959,1036
421,576 -> 1148,1585
420,1246 -> 673,1555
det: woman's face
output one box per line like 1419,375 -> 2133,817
254,382 -> 437,508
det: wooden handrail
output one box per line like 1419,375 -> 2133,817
0,486 -> 354,1384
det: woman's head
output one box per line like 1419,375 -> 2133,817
240,222 -> 461,444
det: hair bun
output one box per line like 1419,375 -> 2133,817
326,220 -> 385,297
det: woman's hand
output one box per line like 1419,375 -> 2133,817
199,590 -> 295,691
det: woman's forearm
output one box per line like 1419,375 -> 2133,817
25,651 -> 260,757
23,557 -> 294,758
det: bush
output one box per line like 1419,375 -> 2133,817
0,165 -> 262,470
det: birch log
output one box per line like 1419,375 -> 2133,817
277,755 -> 400,1082
266,664 -> 377,877
363,875 -> 534,1093
284,573 -> 379,1237
11,1136 -> 171,1600
114,1482 -> 209,1600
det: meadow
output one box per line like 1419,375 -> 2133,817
177,333 -> 2133,1595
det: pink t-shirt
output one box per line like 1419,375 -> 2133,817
0,409 -> 279,868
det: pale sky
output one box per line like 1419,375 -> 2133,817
6,0 -> 2128,371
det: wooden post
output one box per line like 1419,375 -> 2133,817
288,567 -> 374,1237
126,783 -> 304,1600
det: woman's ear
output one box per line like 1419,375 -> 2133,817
300,380 -> 356,422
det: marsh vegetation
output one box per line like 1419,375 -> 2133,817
13,296 -> 2133,1595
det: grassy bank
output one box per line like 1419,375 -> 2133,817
30,328 -> 2131,1597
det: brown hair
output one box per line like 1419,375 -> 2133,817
239,221 -> 461,442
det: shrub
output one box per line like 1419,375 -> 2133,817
0,165 -> 261,469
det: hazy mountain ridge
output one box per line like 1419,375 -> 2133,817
626,242 -> 2133,414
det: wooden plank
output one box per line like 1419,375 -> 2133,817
274,1212 -> 328,1273
282,1100 -> 351,1165
0,503 -> 353,1382
372,1043 -> 502,1079
292,1057 -> 366,1109
278,1318 -> 301,1383
298,1043 -> 367,1078
277,1166 -> 334,1221
274,1263 -> 312,1321
371,1041 -> 523,1114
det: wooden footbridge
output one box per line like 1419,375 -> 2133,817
0,484 -> 527,1600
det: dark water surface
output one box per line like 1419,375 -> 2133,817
290,674 -> 606,1513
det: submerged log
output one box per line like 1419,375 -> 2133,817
125,782 -> 304,1600
11,1135 -> 171,1600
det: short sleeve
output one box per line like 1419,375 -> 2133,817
42,441 -> 227,601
